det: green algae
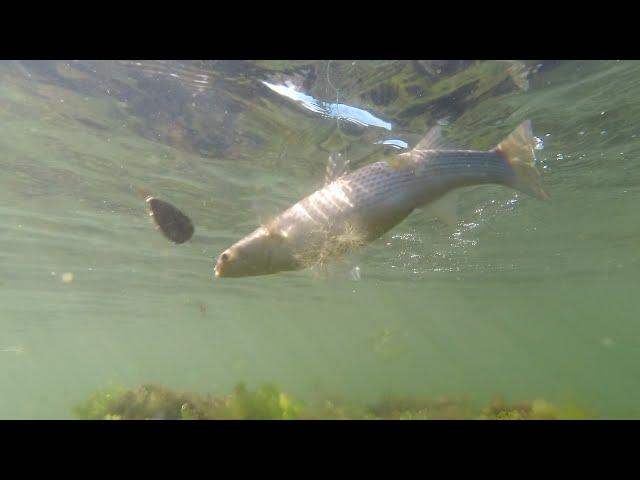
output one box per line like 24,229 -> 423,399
73,382 -> 594,420
72,383 -> 304,420
480,396 -> 593,420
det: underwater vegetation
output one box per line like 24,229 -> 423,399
73,382 -> 593,420
73,383 -> 302,420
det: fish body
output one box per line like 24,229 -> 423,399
215,121 -> 546,278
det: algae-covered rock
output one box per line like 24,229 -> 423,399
72,383 -> 228,420
73,382 -> 303,420
73,385 -> 128,420
73,382 -> 595,420
480,395 -> 593,420
368,394 -> 474,420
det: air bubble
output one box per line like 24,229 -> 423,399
534,136 -> 544,150
350,266 -> 361,281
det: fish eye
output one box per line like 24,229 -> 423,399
220,252 -> 229,262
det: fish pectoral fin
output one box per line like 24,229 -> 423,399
266,229 -> 287,242
324,152 -> 351,185
426,192 -> 459,228
256,210 -> 276,229
253,201 -> 288,231
413,125 -> 455,151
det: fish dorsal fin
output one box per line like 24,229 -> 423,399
426,192 -> 459,228
250,189 -> 294,230
413,125 -> 454,151
324,152 -> 351,185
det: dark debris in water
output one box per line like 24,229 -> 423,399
146,196 -> 194,244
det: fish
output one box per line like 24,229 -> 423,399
214,120 -> 547,278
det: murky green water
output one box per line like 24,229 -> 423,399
1,60 -> 638,419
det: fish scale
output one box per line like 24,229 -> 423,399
271,150 -> 511,252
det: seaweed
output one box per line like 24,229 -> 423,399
225,383 -> 303,420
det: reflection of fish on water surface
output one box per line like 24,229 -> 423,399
214,120 -> 547,278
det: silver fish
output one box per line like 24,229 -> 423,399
215,121 -> 547,278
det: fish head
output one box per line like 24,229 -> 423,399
214,226 -> 298,278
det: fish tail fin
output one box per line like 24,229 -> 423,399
494,120 -> 548,200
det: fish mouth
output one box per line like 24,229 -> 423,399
215,249 -> 239,278
214,262 -> 224,278
214,257 -> 225,278
214,253 -> 237,278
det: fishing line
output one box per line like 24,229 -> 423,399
326,60 -> 349,165
325,60 -> 340,121
325,60 -> 365,280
